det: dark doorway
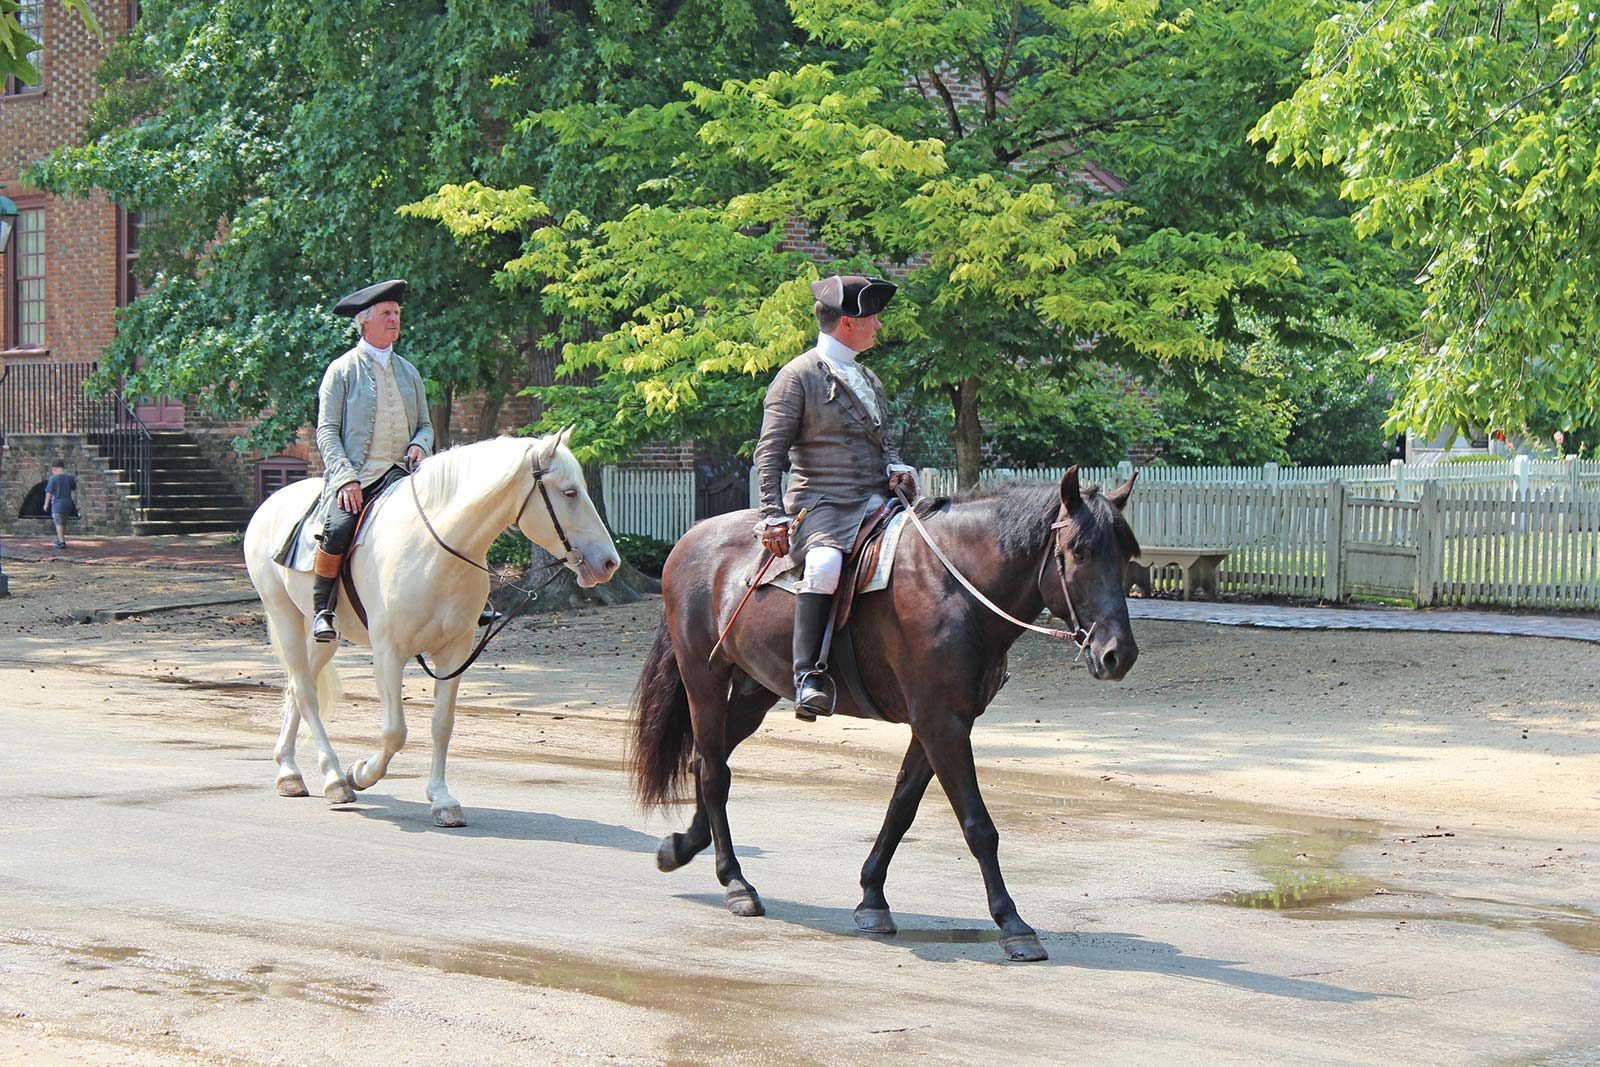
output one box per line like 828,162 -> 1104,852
20,480 -> 77,518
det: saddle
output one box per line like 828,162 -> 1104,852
818,499 -> 905,720
831,499 -> 903,631
335,466 -> 410,630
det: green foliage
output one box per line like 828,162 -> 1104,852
25,0 -> 802,453
613,533 -> 674,578
2,0 -> 98,83
984,365 -> 1165,469
486,529 -> 532,570
1253,0 -> 1600,443
412,0 -> 1384,485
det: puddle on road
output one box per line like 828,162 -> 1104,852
1201,828 -> 1600,958
2,932 -> 379,1012
387,941 -> 811,1065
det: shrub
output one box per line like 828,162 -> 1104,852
614,533 -> 674,577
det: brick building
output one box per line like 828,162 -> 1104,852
1,0 -> 267,534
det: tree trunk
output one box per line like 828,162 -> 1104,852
951,376 -> 983,491
475,384 -> 506,442
430,386 -> 453,452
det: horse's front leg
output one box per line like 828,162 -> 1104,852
657,686 -> 774,872
425,634 -> 473,828
345,645 -> 407,793
854,737 -> 934,935
918,718 -> 1046,962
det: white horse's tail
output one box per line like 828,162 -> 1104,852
265,613 -> 342,721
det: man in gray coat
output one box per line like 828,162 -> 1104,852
309,278 -> 433,642
752,273 -> 917,720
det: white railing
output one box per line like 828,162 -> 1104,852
600,466 -> 697,541
608,458 -> 1600,608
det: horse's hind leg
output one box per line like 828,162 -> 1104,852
854,737 -> 934,935
684,666 -> 767,917
289,636 -> 355,804
919,718 -> 1047,962
345,645 -> 408,794
657,675 -> 775,872
273,685 -> 309,797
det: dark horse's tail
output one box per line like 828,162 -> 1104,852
630,613 -> 695,812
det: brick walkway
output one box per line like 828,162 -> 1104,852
1129,598 -> 1600,643
0,533 -> 245,571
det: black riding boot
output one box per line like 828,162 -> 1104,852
793,591 -> 836,721
311,573 -> 339,643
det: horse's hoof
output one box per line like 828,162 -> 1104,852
724,880 -> 765,917
343,764 -> 367,792
432,805 -> 466,828
1000,933 -> 1048,962
656,836 -> 686,872
853,906 -> 897,935
275,775 -> 309,798
324,782 -> 356,805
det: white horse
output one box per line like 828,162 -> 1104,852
243,431 -> 620,826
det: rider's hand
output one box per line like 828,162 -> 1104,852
404,444 -> 426,471
337,480 -> 364,514
888,470 -> 917,501
760,522 -> 790,558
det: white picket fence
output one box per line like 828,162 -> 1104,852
1127,481 -> 1600,608
600,466 -> 697,541
603,459 -> 1600,608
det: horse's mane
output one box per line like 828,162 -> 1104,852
411,434 -> 571,510
919,478 -> 1140,560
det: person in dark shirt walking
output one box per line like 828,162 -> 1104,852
43,459 -> 76,550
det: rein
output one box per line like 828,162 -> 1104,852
894,487 -> 1094,655
408,456 -> 585,681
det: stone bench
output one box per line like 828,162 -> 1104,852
1125,547 -> 1231,601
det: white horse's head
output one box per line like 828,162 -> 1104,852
519,427 -> 621,588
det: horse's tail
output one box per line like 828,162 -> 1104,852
629,613 -> 695,812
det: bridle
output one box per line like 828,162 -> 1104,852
894,487 -> 1095,657
407,451 -> 587,680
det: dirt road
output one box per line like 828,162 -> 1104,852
1,559 -> 1596,1065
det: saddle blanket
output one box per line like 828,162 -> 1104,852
756,509 -> 911,594
280,478 -> 406,573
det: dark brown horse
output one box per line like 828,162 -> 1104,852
630,467 -> 1140,961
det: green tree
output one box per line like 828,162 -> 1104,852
414,0 -> 1338,488
2,0 -> 97,84
1252,0 -> 1600,442
25,0 -> 800,452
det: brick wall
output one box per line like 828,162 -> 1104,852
0,1 -> 134,416
0,432 -> 136,533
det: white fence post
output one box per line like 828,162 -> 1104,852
1264,461 -> 1279,488
1415,480 -> 1441,607
1325,481 -> 1345,603
1116,459 -> 1134,484
1390,458 -> 1406,500
749,466 -> 760,510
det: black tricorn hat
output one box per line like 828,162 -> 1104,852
333,278 -> 408,317
811,274 -> 897,318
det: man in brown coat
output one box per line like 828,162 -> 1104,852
752,273 -> 918,720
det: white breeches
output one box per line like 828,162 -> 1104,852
796,546 -> 844,595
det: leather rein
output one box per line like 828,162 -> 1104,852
407,455 -> 584,681
893,486 -> 1095,656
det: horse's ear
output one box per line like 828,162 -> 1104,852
535,432 -> 560,469
557,423 -> 576,449
1060,465 -> 1083,515
1107,469 -> 1137,512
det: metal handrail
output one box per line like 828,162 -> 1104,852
0,358 -> 153,517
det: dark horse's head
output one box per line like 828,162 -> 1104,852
1044,467 -> 1140,681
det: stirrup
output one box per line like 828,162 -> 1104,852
312,610 -> 339,643
794,668 -> 835,721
